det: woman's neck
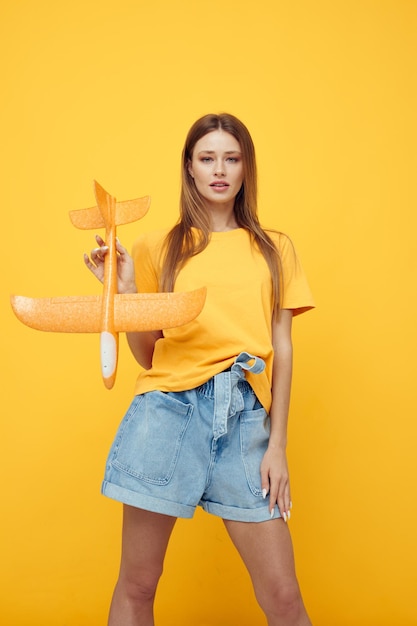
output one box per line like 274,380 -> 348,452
208,207 -> 239,232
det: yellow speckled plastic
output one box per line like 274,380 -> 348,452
10,181 -> 206,389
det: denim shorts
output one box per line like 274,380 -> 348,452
102,352 -> 280,522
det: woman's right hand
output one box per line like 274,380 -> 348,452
84,234 -> 137,294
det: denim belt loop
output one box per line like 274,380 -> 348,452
213,352 -> 265,440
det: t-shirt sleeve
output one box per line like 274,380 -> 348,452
276,233 -> 315,316
131,232 -> 161,293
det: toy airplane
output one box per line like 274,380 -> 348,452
11,181 -> 206,389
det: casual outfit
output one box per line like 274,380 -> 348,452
102,227 -> 314,521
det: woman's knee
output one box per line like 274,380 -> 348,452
256,578 -> 304,620
119,565 -> 163,605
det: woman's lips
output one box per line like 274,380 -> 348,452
210,181 -> 229,189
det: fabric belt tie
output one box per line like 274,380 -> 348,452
213,351 -> 265,440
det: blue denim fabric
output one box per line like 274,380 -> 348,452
102,352 -> 280,522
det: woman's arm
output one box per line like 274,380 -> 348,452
260,308 -> 293,521
125,329 -> 162,369
84,234 -> 162,369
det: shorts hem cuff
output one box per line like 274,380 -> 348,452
101,481 -> 196,519
200,500 -> 281,522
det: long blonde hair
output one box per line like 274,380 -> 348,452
160,113 -> 283,317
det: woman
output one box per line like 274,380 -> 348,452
85,113 -> 314,626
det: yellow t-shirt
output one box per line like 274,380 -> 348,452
132,227 -> 314,412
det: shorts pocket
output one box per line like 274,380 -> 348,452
111,391 -> 193,485
240,407 -> 270,497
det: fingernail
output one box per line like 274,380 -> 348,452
270,509 -> 275,519
262,488 -> 268,499
283,512 -> 287,523
287,510 -> 291,520
290,501 -> 293,509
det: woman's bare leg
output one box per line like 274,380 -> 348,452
108,505 -> 177,626
224,518 -> 312,626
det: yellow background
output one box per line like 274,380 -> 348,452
1,1 -> 416,624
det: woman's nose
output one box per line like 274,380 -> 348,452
214,160 -> 225,176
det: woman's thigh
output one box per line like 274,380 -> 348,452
223,518 -> 298,590
118,505 -> 177,583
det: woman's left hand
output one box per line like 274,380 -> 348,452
260,445 -> 292,522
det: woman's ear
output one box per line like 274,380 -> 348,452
187,160 -> 194,178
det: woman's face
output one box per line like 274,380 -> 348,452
188,129 -> 244,214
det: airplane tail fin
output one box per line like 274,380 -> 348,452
69,181 -> 150,230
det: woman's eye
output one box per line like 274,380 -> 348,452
201,157 -> 213,163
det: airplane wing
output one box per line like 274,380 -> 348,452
113,288 -> 207,332
10,295 -> 103,332
11,288 -> 206,334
